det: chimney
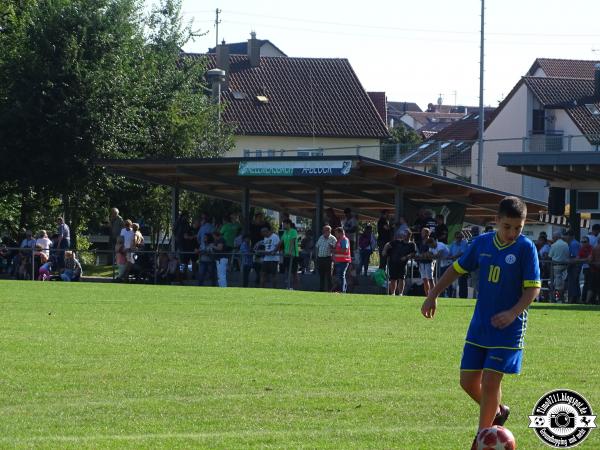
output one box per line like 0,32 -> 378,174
595,63 -> 600,98
215,40 -> 229,89
247,31 -> 260,68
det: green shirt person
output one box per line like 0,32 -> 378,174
281,221 -> 299,257
220,213 -> 241,249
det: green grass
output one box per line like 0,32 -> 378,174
0,281 -> 599,449
81,265 -> 114,278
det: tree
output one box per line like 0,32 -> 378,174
387,123 -> 422,145
0,0 -> 233,243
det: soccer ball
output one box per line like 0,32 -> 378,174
475,426 -> 516,450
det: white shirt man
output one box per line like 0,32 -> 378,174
262,231 -> 281,262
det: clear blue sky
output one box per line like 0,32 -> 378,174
168,0 -> 600,110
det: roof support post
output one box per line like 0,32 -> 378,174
315,186 -> 323,238
437,141 -> 442,176
241,187 -> 250,234
569,189 -> 580,239
171,186 -> 180,252
394,187 -> 404,224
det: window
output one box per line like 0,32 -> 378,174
586,104 -> 600,115
297,148 -> 324,157
232,91 -> 247,100
532,109 -> 545,134
577,191 -> 599,211
441,142 -> 451,149
418,143 -> 430,149
266,149 -> 275,157
256,95 -> 269,103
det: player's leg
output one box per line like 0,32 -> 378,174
479,369 -> 503,429
460,369 -> 482,403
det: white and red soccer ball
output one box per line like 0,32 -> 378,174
475,426 -> 516,450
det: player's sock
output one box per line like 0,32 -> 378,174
492,404 -> 510,426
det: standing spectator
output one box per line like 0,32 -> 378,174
280,219 -> 299,290
56,216 -> 70,268
413,208 -> 428,233
358,225 -> 377,276
395,216 -> 410,236
586,223 -> 600,247
468,225 -> 481,298
60,251 -> 82,281
260,226 -> 280,289
342,208 -> 358,256
120,220 -> 135,279
249,212 -> 267,284
586,241 -> 600,304
433,214 -> 448,244
424,210 -> 438,234
377,210 -> 393,269
173,211 -> 190,260
426,236 -> 451,293
220,213 -> 242,256
577,236 -> 593,304
448,231 -> 469,298
35,230 -> 53,257
187,218 -> 200,276
114,236 -> 128,281
212,230 -> 228,287
197,233 -> 217,286
109,207 -> 124,246
564,229 -> 581,303
315,225 -> 336,292
548,232 -> 570,302
240,235 -> 253,288
299,229 -> 315,274
417,227 -> 434,295
382,230 -> 416,296
197,214 -> 215,250
325,208 -> 341,229
332,227 -> 351,293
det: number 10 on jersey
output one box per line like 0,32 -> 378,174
488,265 -> 501,283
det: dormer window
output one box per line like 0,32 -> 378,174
256,95 -> 269,103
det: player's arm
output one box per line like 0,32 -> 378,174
491,287 -> 540,329
421,265 -> 462,318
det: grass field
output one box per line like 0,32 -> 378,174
1,281 -> 599,449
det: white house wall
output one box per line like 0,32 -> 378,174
554,110 -> 594,151
231,135 -> 382,159
472,83 -> 528,196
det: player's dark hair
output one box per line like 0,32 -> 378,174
497,196 -> 527,219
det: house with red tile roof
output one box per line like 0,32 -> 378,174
472,58 -> 600,203
186,34 -> 389,159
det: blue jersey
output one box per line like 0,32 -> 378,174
453,232 -> 541,349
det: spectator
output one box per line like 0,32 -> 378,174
110,208 -> 125,246
167,253 -> 182,284
173,211 -> 190,256
423,210 -> 437,234
577,236 -> 593,304
35,230 -> 53,257
220,213 -> 242,255
34,244 -> 51,281
56,216 -> 70,267
382,229 -> 416,296
260,226 -> 280,289
198,233 -> 217,286
249,212 -> 267,246
433,214 -> 448,244
315,225 -> 336,292
413,208 -> 428,233
299,229 -> 315,274
187,218 -> 200,276
357,224 -> 377,276
342,208 -> 358,255
212,230 -> 228,288
426,236 -> 451,294
468,225 -> 481,298
448,231 -> 469,298
586,240 -> 600,304
280,219 -> 300,290
120,220 -> 135,267
60,251 -> 82,281
548,232 -> 570,302
332,227 -> 351,293
417,227 -> 434,295
325,208 -> 341,229
114,236 -> 128,281
240,234 -> 253,288
395,216 -> 410,236
586,223 -> 600,247
377,210 -> 393,269
564,229 -> 581,303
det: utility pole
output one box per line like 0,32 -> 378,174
215,8 -> 222,48
477,0 -> 485,186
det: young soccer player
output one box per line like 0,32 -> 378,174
420,196 -> 541,448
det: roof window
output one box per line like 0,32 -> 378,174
256,95 -> 269,103
418,143 -> 430,149
232,91 -> 247,100
586,104 -> 600,115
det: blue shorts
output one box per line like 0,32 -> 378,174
460,342 -> 523,375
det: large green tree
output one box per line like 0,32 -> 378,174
0,0 -> 233,242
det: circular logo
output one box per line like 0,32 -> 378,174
505,254 -> 516,264
529,389 -> 596,448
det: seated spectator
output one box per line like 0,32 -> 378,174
382,230 -> 416,295
60,251 -> 82,281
